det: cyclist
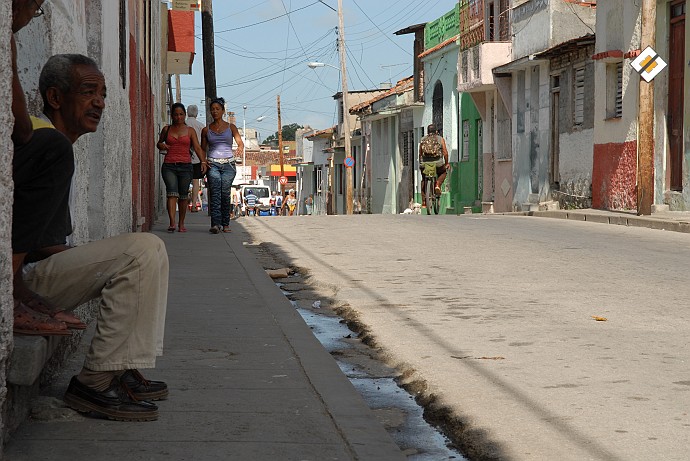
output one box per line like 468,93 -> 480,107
244,189 -> 259,217
418,123 -> 449,206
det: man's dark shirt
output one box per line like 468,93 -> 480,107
13,123 -> 74,253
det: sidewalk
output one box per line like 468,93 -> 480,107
3,212 -> 404,461
509,208 -> 690,233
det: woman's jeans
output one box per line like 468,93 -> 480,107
207,161 -> 236,227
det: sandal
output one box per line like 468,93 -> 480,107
178,226 -> 187,233
13,300 -> 71,336
222,227 -> 231,233
22,293 -> 87,330
167,226 -> 175,233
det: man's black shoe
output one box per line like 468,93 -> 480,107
64,376 -> 158,422
120,369 -> 169,401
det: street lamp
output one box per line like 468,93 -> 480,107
242,105 -> 247,181
307,56 -> 353,214
307,61 -> 335,70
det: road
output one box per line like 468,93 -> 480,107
236,213 -> 690,461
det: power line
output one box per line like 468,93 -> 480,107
350,0 -> 411,55
215,1 -> 320,33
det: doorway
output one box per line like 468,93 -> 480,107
669,0 -> 685,191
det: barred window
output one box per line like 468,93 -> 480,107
402,131 -> 413,166
573,66 -> 585,126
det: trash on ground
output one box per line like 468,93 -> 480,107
312,300 -> 321,308
266,268 -> 290,279
591,315 -> 608,322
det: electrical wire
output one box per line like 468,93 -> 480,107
565,1 -> 595,34
215,1 -> 320,33
350,0 -> 411,55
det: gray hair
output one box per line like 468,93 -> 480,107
39,54 -> 99,108
187,104 -> 199,117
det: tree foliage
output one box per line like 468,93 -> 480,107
263,123 -> 303,146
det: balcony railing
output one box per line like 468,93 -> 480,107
460,0 -> 511,51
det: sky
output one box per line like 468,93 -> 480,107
177,0 -> 457,141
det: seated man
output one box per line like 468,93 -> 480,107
12,54 -> 169,422
418,123 -> 449,206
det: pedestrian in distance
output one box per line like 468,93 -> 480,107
185,104 -> 206,212
305,194 -> 314,215
12,52 -> 169,422
282,189 -> 298,216
157,102 -> 207,232
275,191 -> 283,216
201,97 -> 244,233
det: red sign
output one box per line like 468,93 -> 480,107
279,176 -> 288,185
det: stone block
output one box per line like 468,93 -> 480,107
533,211 -> 567,219
8,337 -> 48,386
608,215 -> 629,226
566,212 -> 586,221
583,214 -> 610,224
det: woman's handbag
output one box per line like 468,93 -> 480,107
158,126 -> 170,155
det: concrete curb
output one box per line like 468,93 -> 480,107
492,210 -> 690,233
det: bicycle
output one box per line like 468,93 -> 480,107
421,161 -> 441,215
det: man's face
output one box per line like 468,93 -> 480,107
61,64 -> 106,139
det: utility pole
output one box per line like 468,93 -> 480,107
637,0 -> 655,215
277,95 -> 285,196
175,74 -> 181,102
201,0 -> 216,124
337,0 -> 353,215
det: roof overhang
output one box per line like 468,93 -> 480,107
534,34 -> 596,60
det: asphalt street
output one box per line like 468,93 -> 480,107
236,213 -> 690,461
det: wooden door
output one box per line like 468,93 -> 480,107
550,74 -> 561,188
669,0 -> 685,191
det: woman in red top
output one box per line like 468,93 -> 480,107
157,103 -> 206,232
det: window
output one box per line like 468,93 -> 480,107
606,62 -> 623,119
462,121 -> 470,161
119,0 -> 126,89
337,163 -> 345,195
517,70 -> 526,133
573,66 -> 585,126
402,131 -> 413,166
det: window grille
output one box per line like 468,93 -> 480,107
573,66 -> 585,126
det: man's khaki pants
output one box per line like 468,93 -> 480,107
24,233 -> 169,372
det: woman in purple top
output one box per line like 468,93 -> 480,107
201,97 -> 244,233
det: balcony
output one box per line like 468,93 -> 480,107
457,0 -> 512,93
